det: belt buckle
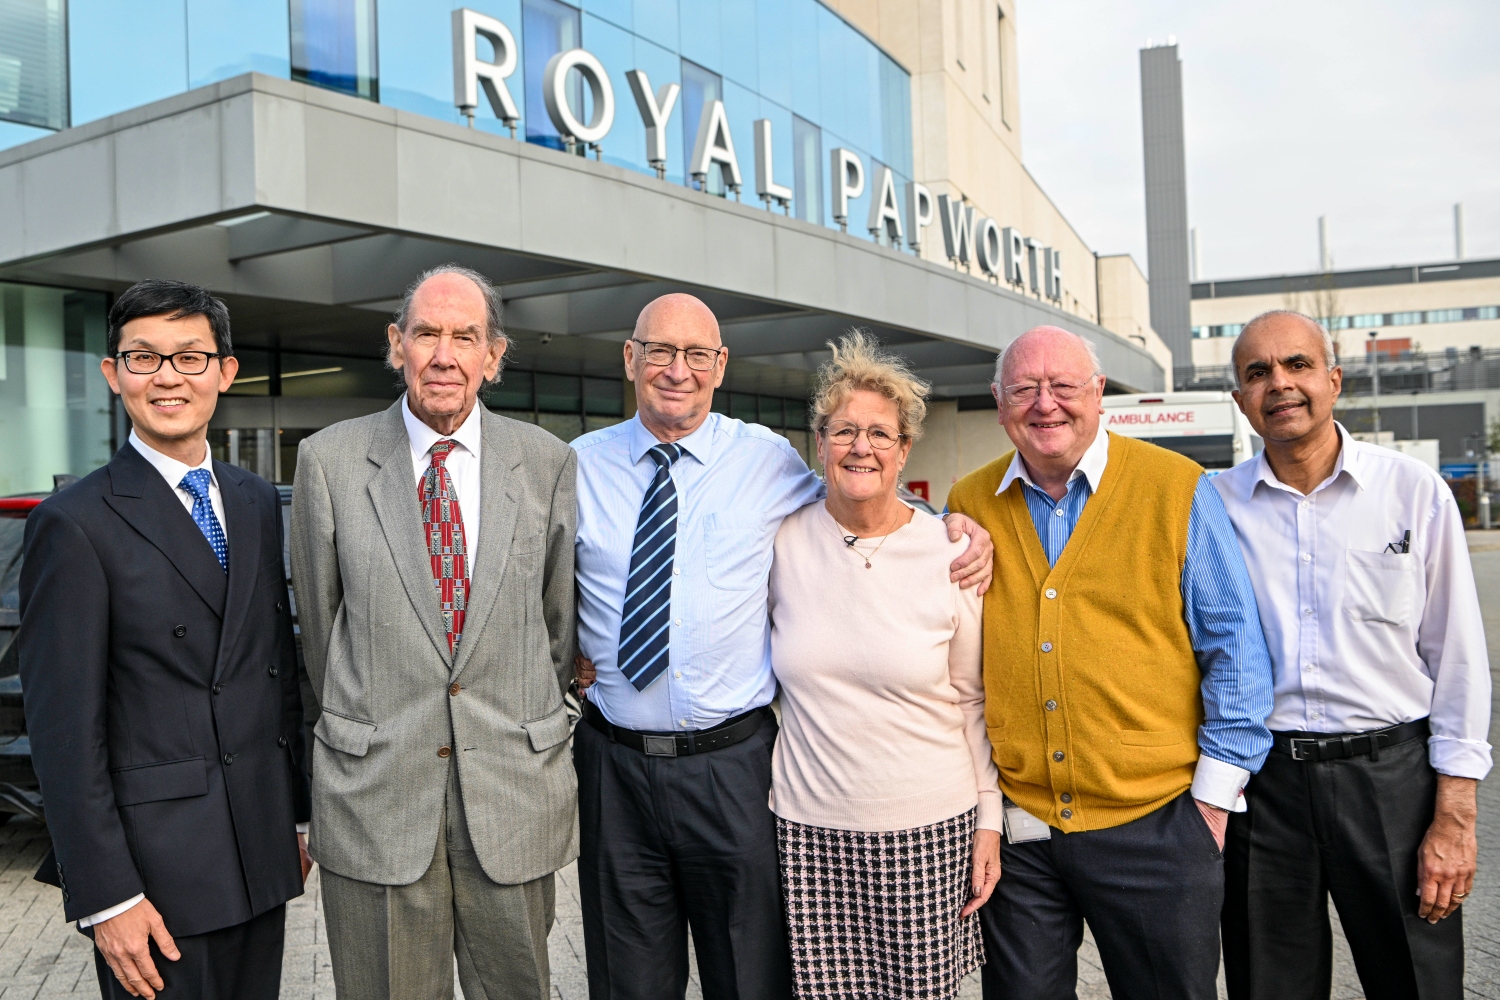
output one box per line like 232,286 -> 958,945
642,735 -> 678,757
1289,739 -> 1314,762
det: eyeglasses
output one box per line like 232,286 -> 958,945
116,350 -> 224,375
1000,378 -> 1096,406
818,422 -> 907,450
631,340 -> 725,371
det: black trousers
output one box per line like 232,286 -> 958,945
92,903 -> 285,1000
573,711 -> 792,1000
1222,734 -> 1463,1000
979,792 -> 1224,1000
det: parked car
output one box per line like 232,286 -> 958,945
0,481 -> 317,823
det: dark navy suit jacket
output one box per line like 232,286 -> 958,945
19,443 -> 309,936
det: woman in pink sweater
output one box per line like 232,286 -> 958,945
767,332 -> 1002,1000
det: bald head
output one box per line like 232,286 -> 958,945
995,325 -> 1101,387
1231,310 -> 1335,384
634,293 -> 722,347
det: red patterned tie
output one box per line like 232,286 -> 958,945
420,440 -> 469,654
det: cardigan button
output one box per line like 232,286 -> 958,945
1041,642 -> 1053,652
1053,750 -> 1065,762
1061,809 -> 1073,819
1045,700 -> 1057,711
1061,793 -> 1072,803
1045,588 -> 1057,599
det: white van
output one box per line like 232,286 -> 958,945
1101,391 -> 1262,472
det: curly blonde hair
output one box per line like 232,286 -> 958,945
809,330 -> 930,441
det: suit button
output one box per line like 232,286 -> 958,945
1053,750 -> 1065,762
449,682 -> 461,697
278,736 -> 288,747
1061,809 -> 1073,820
62,891 -> 69,902
173,625 -> 186,637
212,684 -> 222,695
1061,793 -> 1072,803
275,602 -> 284,613
437,746 -> 452,758
223,753 -> 235,765
269,666 -> 279,677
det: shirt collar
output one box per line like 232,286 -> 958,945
1242,421 -> 1364,501
996,422 -> 1110,496
129,429 -> 215,490
627,411 -> 716,467
402,394 -> 483,465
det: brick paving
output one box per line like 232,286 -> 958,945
6,540 -> 1500,998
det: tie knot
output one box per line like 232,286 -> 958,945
648,443 -> 684,470
178,468 -> 213,502
430,440 -> 457,467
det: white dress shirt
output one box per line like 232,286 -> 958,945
84,434 -> 227,928
402,395 -> 483,557
1214,423 -> 1493,780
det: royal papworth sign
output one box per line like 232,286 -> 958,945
451,8 -> 1062,302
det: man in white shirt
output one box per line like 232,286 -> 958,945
1215,309 -> 1491,1000
19,279 -> 311,1000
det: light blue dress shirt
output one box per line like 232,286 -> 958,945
573,413 -> 822,731
999,432 -> 1276,784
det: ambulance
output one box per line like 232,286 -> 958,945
1101,391 -> 1262,472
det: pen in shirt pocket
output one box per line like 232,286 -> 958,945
1384,529 -> 1411,555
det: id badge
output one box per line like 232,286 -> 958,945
1002,800 -> 1052,844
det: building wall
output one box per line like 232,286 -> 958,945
902,398 -> 1015,511
1097,253 -> 1173,375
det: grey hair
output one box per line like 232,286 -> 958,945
992,328 -> 1103,386
394,264 -> 506,344
1230,310 -> 1337,387
810,330 -> 931,441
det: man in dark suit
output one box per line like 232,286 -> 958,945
18,280 -> 310,1000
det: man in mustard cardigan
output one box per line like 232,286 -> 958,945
947,325 -> 1275,1000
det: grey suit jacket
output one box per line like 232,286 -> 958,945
290,400 -> 578,886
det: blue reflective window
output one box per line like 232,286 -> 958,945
792,113 -> 821,226
187,0 -> 291,89
291,0 -> 379,100
68,0 -> 186,124
680,58 -> 722,195
523,0 -> 583,151
878,54 -> 912,177
0,0 -> 68,130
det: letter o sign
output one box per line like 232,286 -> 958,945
975,217 -> 1003,276
543,49 -> 615,145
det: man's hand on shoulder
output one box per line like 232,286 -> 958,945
943,512 -> 994,596
93,898 -> 179,999
1418,775 -> 1478,923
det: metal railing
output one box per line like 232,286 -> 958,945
1176,346 -> 1500,396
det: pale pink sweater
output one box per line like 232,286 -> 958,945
767,501 -> 1001,833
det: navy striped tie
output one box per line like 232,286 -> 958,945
618,443 -> 684,691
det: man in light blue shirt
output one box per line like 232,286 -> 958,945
570,293 -> 993,1000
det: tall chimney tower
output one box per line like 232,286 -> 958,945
1140,43 -> 1191,384
1318,216 -> 1332,272
1455,203 -> 1466,260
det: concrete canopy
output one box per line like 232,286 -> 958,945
0,73 -> 1165,398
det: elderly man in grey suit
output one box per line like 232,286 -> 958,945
290,264 -> 577,1000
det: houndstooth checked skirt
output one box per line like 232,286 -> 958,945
777,808 -> 983,1000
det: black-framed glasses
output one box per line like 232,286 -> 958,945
1000,378 -> 1096,406
818,421 -> 907,450
631,340 -> 724,371
117,350 -> 224,375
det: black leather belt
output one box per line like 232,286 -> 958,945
1272,718 -> 1429,763
583,698 -> 769,757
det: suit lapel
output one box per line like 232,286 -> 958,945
367,403 -> 453,666
452,409 -> 520,679
103,446 -> 227,617
212,462 -> 261,682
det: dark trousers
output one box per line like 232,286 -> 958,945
93,903 -> 285,1000
979,791 -> 1224,1000
574,711 -> 792,1000
1222,734 -> 1463,1000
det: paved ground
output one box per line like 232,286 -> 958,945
7,537 -> 1500,998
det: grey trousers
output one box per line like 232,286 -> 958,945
321,763 -> 556,1000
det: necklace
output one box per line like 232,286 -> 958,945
832,510 -> 906,569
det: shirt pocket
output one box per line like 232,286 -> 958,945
1343,549 -> 1413,627
704,513 -> 772,591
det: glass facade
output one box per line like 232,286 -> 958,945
0,0 -> 68,131
292,0 -> 379,100
0,283 -> 113,495
521,0 -> 583,150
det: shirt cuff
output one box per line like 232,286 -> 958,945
1430,736 -> 1494,781
1191,755 -> 1250,813
296,822 -> 309,835
78,893 -> 145,929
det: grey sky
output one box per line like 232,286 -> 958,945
1017,1 -> 1500,281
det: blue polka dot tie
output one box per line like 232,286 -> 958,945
179,469 -> 228,572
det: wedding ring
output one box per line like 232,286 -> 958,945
1454,891 -> 1469,899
